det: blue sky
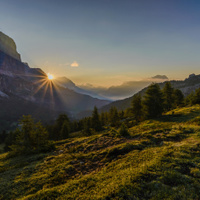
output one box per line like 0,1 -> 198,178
1,0 -> 200,86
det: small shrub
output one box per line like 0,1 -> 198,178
118,123 -> 129,137
190,168 -> 200,178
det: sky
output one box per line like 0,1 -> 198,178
0,0 -> 200,86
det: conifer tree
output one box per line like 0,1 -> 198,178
131,94 -> 143,122
92,106 -> 102,131
10,115 -> 50,154
185,91 -> 195,105
100,112 -> 106,126
143,83 -> 164,118
32,121 -> 49,152
60,120 -> 70,139
109,107 -> 119,127
193,88 -> 200,104
83,117 -> 92,135
54,114 -> 70,140
173,89 -> 184,107
119,110 -> 125,120
162,82 -> 174,111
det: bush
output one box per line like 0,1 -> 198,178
118,123 -> 129,137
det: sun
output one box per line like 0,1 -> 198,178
47,73 -> 54,80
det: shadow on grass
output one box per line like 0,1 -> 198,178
0,152 -> 49,199
157,113 -> 199,123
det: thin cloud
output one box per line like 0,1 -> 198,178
71,61 -> 79,67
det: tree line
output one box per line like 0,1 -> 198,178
1,81 -> 200,155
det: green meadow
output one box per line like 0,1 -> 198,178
1,105 -> 200,199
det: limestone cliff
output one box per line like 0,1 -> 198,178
0,31 -> 21,61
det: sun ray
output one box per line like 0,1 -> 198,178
32,79 -> 48,95
27,70 -> 67,111
41,81 -> 50,103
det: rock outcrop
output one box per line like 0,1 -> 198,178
0,50 -> 29,76
0,31 -> 21,61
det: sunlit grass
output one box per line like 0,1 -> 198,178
1,105 -> 200,199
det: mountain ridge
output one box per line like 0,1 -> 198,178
100,73 -> 200,112
55,76 -> 112,101
0,32 -> 110,130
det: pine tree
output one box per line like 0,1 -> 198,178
173,89 -> 184,107
32,122 -> 49,152
60,121 -> 70,139
119,110 -> 125,120
54,114 -> 70,140
4,131 -> 17,152
18,115 -> 35,151
143,83 -> 164,118
109,107 -> 119,127
9,115 -> 51,154
83,117 -> 92,135
185,91 -> 195,105
162,82 -> 174,111
131,94 -> 143,122
193,88 -> 200,104
100,112 -> 106,127
92,106 -> 102,131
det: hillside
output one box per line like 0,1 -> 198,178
101,74 -> 200,112
1,105 -> 200,199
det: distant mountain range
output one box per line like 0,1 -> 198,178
78,75 -> 169,100
54,77 -> 110,100
55,75 -> 169,101
0,31 -> 110,130
100,73 -> 200,112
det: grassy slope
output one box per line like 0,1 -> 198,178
1,106 -> 200,199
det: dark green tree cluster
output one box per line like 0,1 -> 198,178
162,82 -> 184,111
109,107 -> 120,127
185,88 -> 200,105
81,106 -> 103,135
131,94 -> 142,122
143,83 -> 164,118
79,106 -> 125,135
47,114 -> 84,140
6,115 -> 53,155
53,114 -> 70,140
130,82 -> 184,121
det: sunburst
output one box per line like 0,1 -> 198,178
18,70 -> 66,110
47,73 -> 54,80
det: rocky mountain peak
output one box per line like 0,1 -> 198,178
188,73 -> 196,79
0,31 -> 21,61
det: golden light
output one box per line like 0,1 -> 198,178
47,73 -> 54,80
29,70 -> 65,110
